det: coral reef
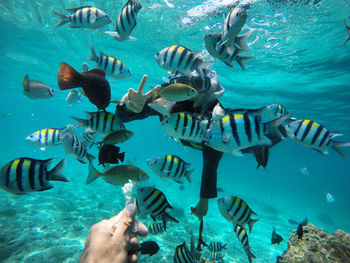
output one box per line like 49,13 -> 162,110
277,224 -> 350,263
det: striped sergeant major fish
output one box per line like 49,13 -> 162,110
52,6 -> 111,29
136,186 -> 179,231
147,155 -> 194,184
217,196 -> 259,233
148,222 -> 165,234
207,242 -> 227,252
174,241 -> 196,263
220,6 -> 248,48
26,128 -> 62,151
88,42 -> 131,80
60,131 -> 95,164
234,225 -> 256,263
71,111 -> 125,135
66,90 -> 83,105
154,45 -> 213,77
209,251 -> 224,261
204,31 -> 253,71
81,128 -> 98,149
284,118 -> 350,158
161,112 -> 208,143
205,111 -> 289,155
0,158 -> 68,195
105,0 -> 142,41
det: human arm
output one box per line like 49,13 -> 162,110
79,203 -> 148,263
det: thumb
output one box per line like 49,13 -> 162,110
112,204 -> 137,240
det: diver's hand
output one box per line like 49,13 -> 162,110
79,204 -> 148,263
120,75 -> 161,113
190,198 -> 209,220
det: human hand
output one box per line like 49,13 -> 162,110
79,203 -> 148,263
120,75 -> 161,113
190,198 -> 209,220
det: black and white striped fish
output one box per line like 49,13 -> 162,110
220,6 -> 248,47
161,112 -> 208,143
217,196 -> 259,233
147,155 -> 193,184
154,45 -> 212,76
207,242 -> 227,252
205,112 -> 289,155
81,128 -> 98,149
234,225 -> 256,263
71,111 -> 125,135
148,222 -> 165,234
66,90 -> 83,105
284,119 -> 350,158
61,131 -> 94,164
209,251 -> 224,261
88,42 -> 131,80
204,31 -> 253,70
105,0 -> 142,41
53,6 -> 111,29
136,186 -> 179,230
26,128 -> 62,151
0,157 -> 68,195
174,241 -> 195,263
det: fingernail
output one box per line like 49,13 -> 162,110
126,203 -> 137,216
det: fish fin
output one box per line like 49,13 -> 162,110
264,114 -> 291,136
247,249 -> 256,263
47,158 -> 69,182
86,162 -> 100,184
223,61 -> 234,67
235,29 -> 254,53
236,56 -> 254,71
104,31 -> 121,40
37,184 -> 54,192
248,218 -> 259,233
185,169 -> 194,183
344,20 -> 350,45
84,69 -> 106,77
23,75 -> 30,92
52,11 -> 70,28
87,42 -> 97,61
162,212 -> 179,230
40,147 -> 46,151
174,179 -> 184,184
312,148 -> 328,155
66,6 -> 91,13
126,36 -> 137,41
331,141 -> 350,159
329,132 -> 343,139
232,150 -> 244,157
70,116 -> 87,127
68,25 -> 82,28
118,152 -> 125,163
57,62 -> 84,90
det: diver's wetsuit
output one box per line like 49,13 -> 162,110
115,98 -> 223,199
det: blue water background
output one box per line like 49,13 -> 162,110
0,0 -> 349,262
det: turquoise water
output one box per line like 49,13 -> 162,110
1,0 -> 350,262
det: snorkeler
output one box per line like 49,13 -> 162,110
115,69 -> 225,220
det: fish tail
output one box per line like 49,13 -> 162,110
264,114 -> 291,137
236,29 -> 254,53
236,55 -> 254,71
57,62 -> 84,90
104,31 -> 121,40
86,162 -> 100,184
185,169 -> 194,183
47,158 -> 69,182
331,141 -> 350,159
23,74 -> 30,93
248,218 -> 259,233
70,116 -> 88,127
88,42 -> 98,61
118,152 -> 125,163
52,11 -> 70,28
162,212 -> 179,231
247,249 -> 256,263
344,20 -> 350,45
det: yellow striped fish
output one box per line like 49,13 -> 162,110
88,42 -> 131,80
285,118 -> 350,158
61,131 -> 94,164
0,158 -> 68,195
234,225 -> 256,263
26,128 -> 62,151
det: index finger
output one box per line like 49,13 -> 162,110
137,75 -> 148,95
